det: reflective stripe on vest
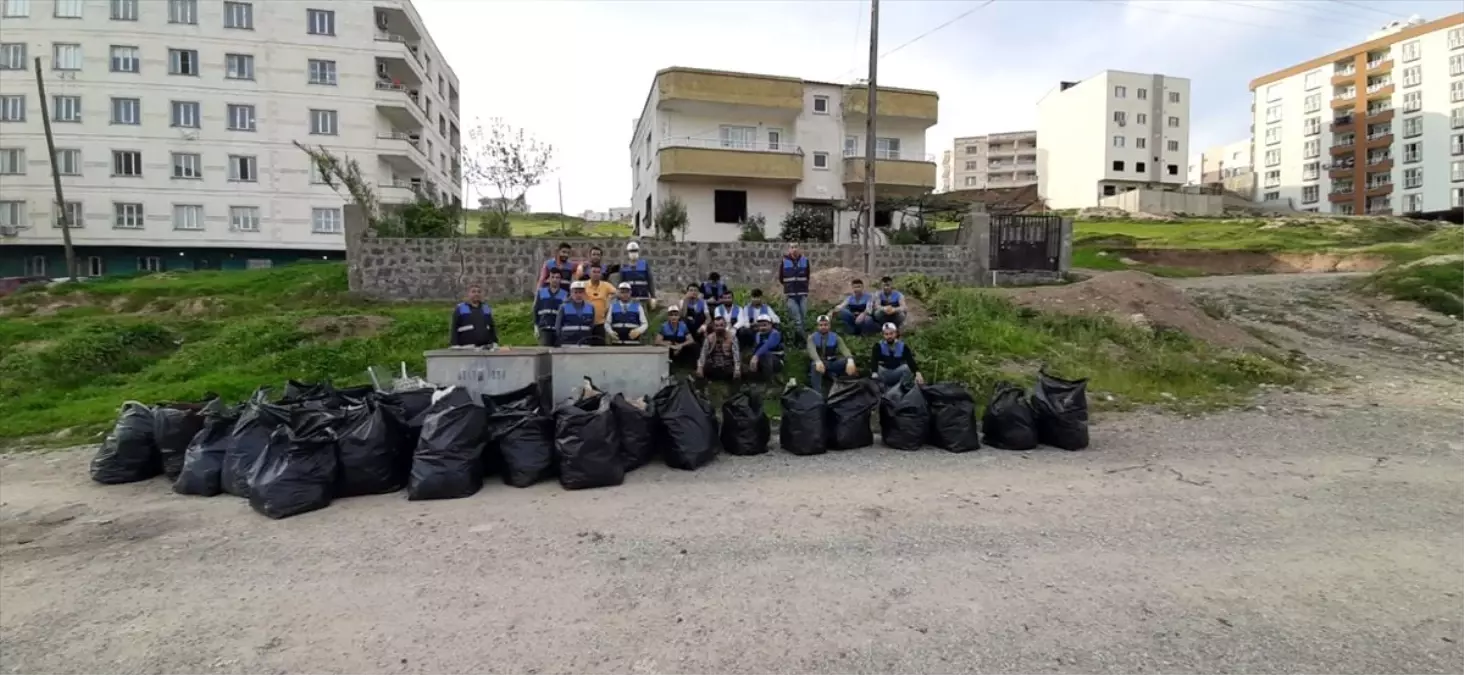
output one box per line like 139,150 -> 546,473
535,288 -> 566,326
660,321 -> 689,342
560,302 -> 595,333
781,257 -> 809,295
610,300 -> 641,331
620,260 -> 650,296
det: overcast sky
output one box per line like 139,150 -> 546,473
415,0 -> 1458,214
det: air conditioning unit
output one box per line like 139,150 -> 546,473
0,225 -> 18,237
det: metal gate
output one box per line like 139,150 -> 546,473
989,214 -> 1062,271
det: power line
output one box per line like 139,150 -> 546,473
1212,0 -> 1378,29
848,0 -> 865,81
1102,0 -> 1358,37
1326,0 -> 1401,18
879,0 -> 996,59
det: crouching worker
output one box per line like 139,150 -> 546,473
874,276 -> 906,328
533,271 -> 568,346
607,282 -> 648,344
748,315 -> 785,382
656,304 -> 700,367
871,322 -> 924,389
696,315 -> 740,382
806,314 -> 857,394
450,284 -> 498,348
555,281 -> 598,346
834,278 -> 879,336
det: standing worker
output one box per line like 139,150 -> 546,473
607,282 -> 649,344
533,270 -> 569,346
806,314 -> 857,394
537,242 -> 577,288
555,281 -> 597,346
575,245 -> 606,281
617,241 -> 657,310
700,272 -> 728,304
870,323 -> 925,389
449,284 -> 498,348
777,242 -> 810,336
583,264 -> 614,345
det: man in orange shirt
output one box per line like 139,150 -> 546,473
583,264 -> 615,345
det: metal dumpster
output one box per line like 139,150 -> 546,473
548,346 -> 669,403
423,347 -> 551,404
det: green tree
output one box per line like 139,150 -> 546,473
737,213 -> 768,242
654,196 -> 689,241
779,208 -> 833,243
477,210 -> 513,238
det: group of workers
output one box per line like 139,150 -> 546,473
450,241 -> 924,392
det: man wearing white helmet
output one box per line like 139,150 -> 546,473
615,241 -> 657,310
655,303 -> 700,367
870,322 -> 924,390
606,282 -> 649,344
555,281 -> 598,346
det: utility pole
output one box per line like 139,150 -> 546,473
556,178 -> 566,235
35,57 -> 77,281
862,0 -> 879,274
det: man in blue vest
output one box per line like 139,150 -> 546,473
699,272 -> 728,305
532,270 -> 568,346
537,242 -> 576,289
712,288 -> 742,336
449,284 -> 498,347
734,288 -> 780,348
616,241 -> 657,310
554,281 -> 598,346
606,282 -> 649,344
870,322 -> 924,390
805,314 -> 857,394
874,276 -> 906,328
748,316 -> 784,382
655,304 -> 700,367
833,278 -> 878,335
680,283 -> 709,335
777,243 -> 810,336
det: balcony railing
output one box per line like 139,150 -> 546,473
376,81 -> 407,92
660,136 -> 801,154
1366,80 -> 1392,93
1334,90 -> 1356,101
1331,189 -> 1354,196
1367,155 -> 1391,165
1334,66 -> 1356,77
1332,139 -> 1355,149
842,149 -> 937,162
1366,57 -> 1391,69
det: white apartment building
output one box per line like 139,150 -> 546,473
1036,70 -> 1191,210
1188,138 -> 1255,197
629,68 -> 938,242
944,131 -> 1038,191
1248,13 -> 1464,216
0,0 -> 461,277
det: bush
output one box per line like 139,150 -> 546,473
738,214 -> 768,242
654,196 -> 689,241
477,211 -> 513,238
779,208 -> 833,243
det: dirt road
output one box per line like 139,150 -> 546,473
3,275 -> 1462,674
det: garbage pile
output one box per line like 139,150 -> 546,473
90,368 -> 1090,520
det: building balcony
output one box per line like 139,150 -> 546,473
376,131 -> 426,170
1365,183 -> 1393,198
1331,92 -> 1357,107
1330,69 -> 1357,85
1365,133 -> 1394,148
656,137 -> 802,184
379,180 -> 421,204
1329,140 -> 1355,155
1365,57 -> 1393,74
373,32 -> 426,83
1331,116 -> 1355,134
1365,83 -> 1395,100
1328,165 -> 1354,179
373,82 -> 427,130
1365,158 -> 1394,172
1328,190 -> 1355,203
842,157 -> 938,196
655,68 -> 804,115
842,85 -> 939,126
1365,108 -> 1394,124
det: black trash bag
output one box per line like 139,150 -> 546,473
981,381 -> 1037,450
491,412 -> 555,488
610,394 -> 656,471
380,387 -> 436,472
720,390 -> 770,456
282,379 -> 331,402
878,383 -> 930,451
407,388 -> 488,500
652,379 -> 719,470
333,385 -> 376,405
779,385 -> 828,456
248,411 -> 340,519
554,396 -> 624,490
1031,371 -> 1090,451
922,383 -> 982,453
485,383 -> 543,415
155,404 -> 207,481
222,389 -> 290,498
825,378 -> 879,450
90,402 -> 160,484
335,401 -> 406,496
173,399 -> 241,496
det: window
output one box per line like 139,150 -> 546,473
1135,137 -> 1146,149
845,136 -> 859,156
1402,193 -> 1423,213
0,95 -> 24,122
1454,160 -> 1464,181
1451,27 -> 1464,49
51,95 -> 80,122
3,0 -> 29,17
224,1 -> 252,29
964,160 -> 977,170
1265,149 -> 1281,167
1135,161 -> 1146,173
306,109 -> 338,135
0,148 -> 21,174
1454,188 -> 1464,209
52,43 -> 81,70
0,201 -> 22,229
1302,185 -> 1319,203
308,59 -> 337,85
311,207 -> 343,233
82,256 -> 103,277
1304,71 -> 1320,90
1453,133 -> 1464,155
1452,80 -> 1464,103
54,0 -> 81,17
1403,142 -> 1421,163
110,45 -> 139,73
1265,127 -> 1281,145
1136,112 -> 1147,125
1264,169 -> 1281,188
964,145 -> 978,154
168,0 -> 196,24
1304,117 -> 1320,136
1137,88 -> 1147,100
227,104 -> 256,131
228,155 -> 257,181
1403,91 -> 1421,113
1400,40 -> 1420,62
1113,111 -> 1126,125
1167,140 -> 1179,152
229,206 -> 260,231
809,151 -> 829,170
0,43 -> 23,70
1265,104 -> 1281,122
172,152 -> 201,179
225,53 -> 254,80
963,176 -> 977,187
173,205 -> 204,230
875,137 -> 901,160
169,49 -> 199,76
55,201 -> 82,228
111,0 -> 136,19
1402,66 -> 1421,87
1112,135 -> 1125,148
1114,85 -> 1126,98
1167,164 -> 1178,176
171,101 -> 200,128
812,95 -> 829,114
110,97 -> 139,125
112,150 -> 142,177
1112,160 -> 1125,171
1304,93 -> 1321,113
1303,162 -> 1319,180
1167,116 -> 1180,128
306,9 -> 335,35
54,149 -> 80,175
1453,54 -> 1464,77
1402,116 -> 1422,138
138,256 -> 162,272
1403,168 -> 1422,189
1263,191 -> 1280,202
1304,138 -> 1320,158
114,203 -> 143,229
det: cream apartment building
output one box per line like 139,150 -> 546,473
0,0 -> 461,277
628,68 -> 938,242
1188,139 -> 1255,197
1036,70 -> 1192,210
944,131 -> 1038,191
1248,13 -> 1464,215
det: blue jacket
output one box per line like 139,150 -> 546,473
609,299 -> 643,340
845,292 -> 872,314
753,329 -> 783,357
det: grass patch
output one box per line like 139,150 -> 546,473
464,211 -> 634,238
1363,258 -> 1464,317
1070,247 -> 1205,278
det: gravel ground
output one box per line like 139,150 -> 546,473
3,275 -> 1462,674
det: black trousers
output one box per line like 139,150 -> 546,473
669,341 -> 701,367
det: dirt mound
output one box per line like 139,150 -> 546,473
1009,271 -> 1265,350
300,315 -> 394,342
808,267 -> 928,328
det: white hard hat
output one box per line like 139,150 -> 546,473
617,281 -> 632,290
882,322 -> 898,331
570,281 -> 587,290
625,241 -> 641,252
666,304 -> 681,313
757,315 -> 772,323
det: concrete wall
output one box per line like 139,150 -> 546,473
1097,188 -> 1224,216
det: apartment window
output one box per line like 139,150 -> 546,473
171,152 -> 201,179
228,155 -> 257,181
1113,111 -> 1126,125
1265,104 -> 1281,123
110,0 -> 136,19
1452,80 -> 1464,103
1453,133 -> 1464,155
1403,142 -> 1421,163
308,59 -> 337,85
1452,54 -> 1464,77
1304,71 -> 1321,90
110,45 -> 139,73
1112,135 -> 1125,148
311,207 -> 343,234
964,145 -> 978,154
1303,138 -> 1320,158
1265,127 -> 1281,145
1265,149 -> 1281,167
173,205 -> 204,231
812,152 -> 829,170
112,150 -> 142,177
0,148 -> 22,174
310,109 -> 337,135
227,104 -> 256,131
1263,191 -> 1280,202
875,137 -> 901,160
51,95 -> 80,123
0,201 -> 23,230
1402,116 -> 1422,138
110,97 -> 139,125
114,203 -> 144,229
1402,91 -> 1422,113
844,136 -> 861,157
812,95 -> 829,114
169,49 -> 199,76
138,256 -> 161,272
0,95 -> 24,122
306,8 -> 335,35
1264,170 -> 1281,188
54,0 -> 81,17
1455,188 -> 1464,209
1136,88 -> 1147,100
0,43 -> 23,70
1401,65 -> 1421,88
171,101 -> 200,128
1454,160 -> 1464,181
1403,167 -> 1422,189
1167,164 -> 1178,176
1135,137 -> 1146,150
1167,140 -> 1179,152
1305,117 -> 1322,136
225,53 -> 254,80
168,0 -> 197,24
1302,185 -> 1319,204
1167,116 -> 1180,128
224,1 -> 252,29
1112,160 -> 1125,171
1304,93 -> 1321,113
229,206 -> 260,232
1303,161 -> 1319,180
1135,161 -> 1146,173
1401,193 -> 1423,213
52,43 -> 81,70
55,201 -> 82,228
1136,113 -> 1147,125
3,0 -> 30,17
1451,27 -> 1464,49
963,176 -> 977,187
54,149 -> 79,175
964,160 -> 977,170
1114,85 -> 1126,98
1400,40 -> 1420,62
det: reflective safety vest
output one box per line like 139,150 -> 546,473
880,290 -> 903,308
744,303 -> 775,324
699,281 -> 728,302
660,320 -> 690,343
811,331 -> 841,360
714,304 -> 741,325
558,301 -> 596,344
845,292 -> 871,314
610,299 -> 642,340
781,256 -> 810,296
542,258 -> 575,286
879,340 -> 905,359
682,299 -> 708,325
620,259 -> 650,298
534,287 -> 567,329
754,329 -> 784,355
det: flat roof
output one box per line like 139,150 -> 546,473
1249,13 -> 1463,90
